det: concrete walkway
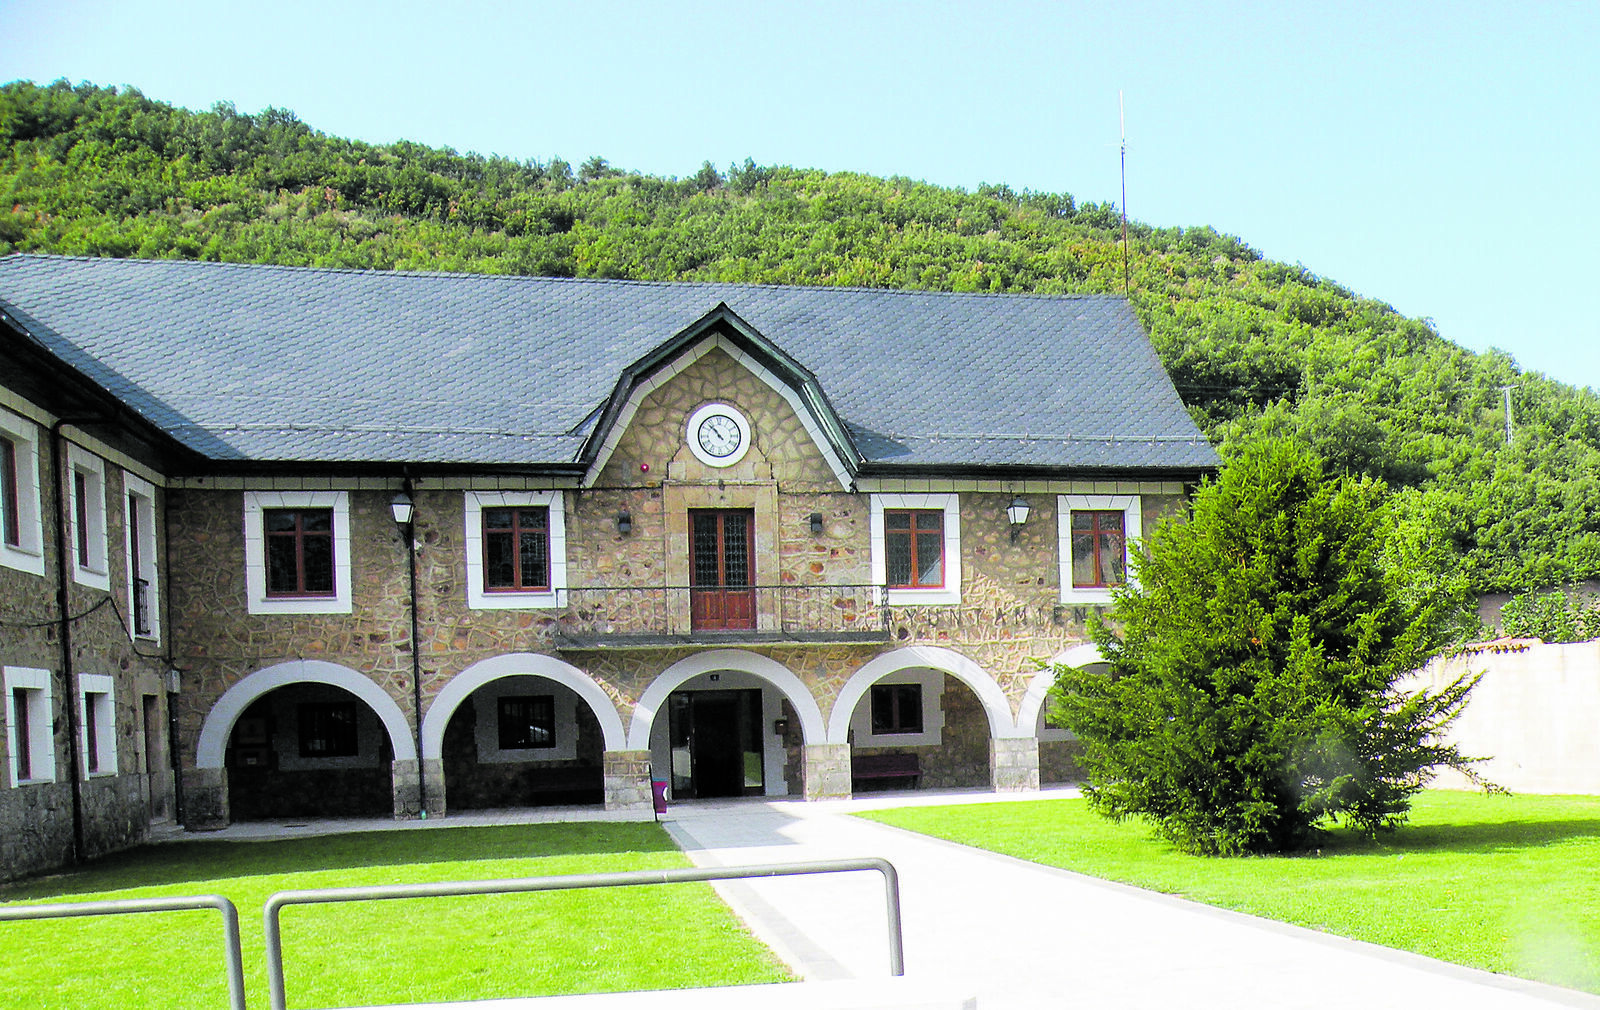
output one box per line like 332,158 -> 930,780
661,790 -> 1600,1010
168,790 -> 1600,1009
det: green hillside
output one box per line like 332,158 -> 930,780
4,78 -> 1598,594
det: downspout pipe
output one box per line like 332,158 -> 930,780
49,420 -> 87,865
402,476 -> 427,818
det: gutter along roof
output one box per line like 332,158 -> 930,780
0,254 -> 1219,477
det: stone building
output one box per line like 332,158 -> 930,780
0,254 -> 1217,879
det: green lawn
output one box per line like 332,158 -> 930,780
861,791 -> 1600,994
0,822 -> 790,1009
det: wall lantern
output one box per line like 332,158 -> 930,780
809,512 -> 825,536
772,718 -> 790,736
390,491 -> 415,526
1006,496 -> 1030,543
616,512 -> 633,535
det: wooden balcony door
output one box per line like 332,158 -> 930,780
690,509 -> 755,631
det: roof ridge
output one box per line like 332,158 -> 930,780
0,253 -> 1127,303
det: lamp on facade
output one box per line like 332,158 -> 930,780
809,512 -> 825,536
390,491 -> 415,526
1006,496 -> 1030,543
616,512 -> 632,535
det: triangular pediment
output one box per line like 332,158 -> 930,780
580,305 -> 858,489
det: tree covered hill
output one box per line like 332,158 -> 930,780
4,78 -> 1599,594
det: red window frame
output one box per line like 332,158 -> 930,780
884,509 -> 945,589
0,436 -> 18,547
1071,510 -> 1127,588
264,508 -> 336,598
481,506 -> 551,593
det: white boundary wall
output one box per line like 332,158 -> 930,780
1407,639 -> 1600,794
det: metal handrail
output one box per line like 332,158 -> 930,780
264,857 -> 903,1010
0,894 -> 247,1010
554,583 -> 891,642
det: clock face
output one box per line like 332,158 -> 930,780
698,414 -> 743,457
687,403 -> 751,468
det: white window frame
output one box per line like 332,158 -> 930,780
0,409 -> 46,577
1058,494 -> 1142,605
243,491 -> 353,615
848,668 -> 945,748
79,673 -> 117,777
464,491 -> 568,610
123,472 -> 160,642
5,666 -> 56,786
869,493 -> 962,606
66,444 -> 111,590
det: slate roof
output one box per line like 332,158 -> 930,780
0,254 -> 1218,473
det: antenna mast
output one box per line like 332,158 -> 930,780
1500,384 -> 1518,446
1119,91 -> 1130,297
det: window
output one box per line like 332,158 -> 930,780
870,493 -> 962,605
5,666 -> 55,786
124,474 -> 160,641
483,506 -> 550,592
884,511 -> 944,589
2,436 -> 18,547
497,695 -> 556,750
464,491 -> 567,609
80,674 -> 116,776
0,409 -> 45,576
1071,511 -> 1125,588
265,508 -> 335,596
297,702 -> 359,758
244,491 -> 352,614
870,683 -> 924,735
65,444 -> 110,590
1058,495 -> 1142,604
849,668 -> 945,747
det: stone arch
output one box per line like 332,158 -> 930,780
1018,643 -> 1107,736
626,650 -> 825,751
194,660 -> 416,769
827,645 -> 1019,744
422,653 -> 627,757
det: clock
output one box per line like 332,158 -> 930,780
687,403 -> 751,468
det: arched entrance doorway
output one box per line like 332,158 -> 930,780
629,651 -> 825,800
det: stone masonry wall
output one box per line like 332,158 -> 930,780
1,426 -> 172,882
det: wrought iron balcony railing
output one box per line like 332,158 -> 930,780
132,576 -> 154,637
552,584 -> 889,649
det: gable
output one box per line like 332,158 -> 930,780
590,338 -> 850,491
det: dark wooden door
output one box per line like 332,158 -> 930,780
690,509 -> 755,630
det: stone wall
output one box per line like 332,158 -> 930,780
1,421 -> 173,882
1039,739 -> 1086,784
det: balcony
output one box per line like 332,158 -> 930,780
552,584 -> 889,650
132,576 -> 153,637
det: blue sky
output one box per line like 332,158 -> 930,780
5,0 -> 1598,389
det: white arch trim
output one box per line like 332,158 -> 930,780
195,660 -> 417,769
626,650 -> 826,751
422,653 -> 627,756
1018,643 -> 1108,735
827,646 -> 1021,743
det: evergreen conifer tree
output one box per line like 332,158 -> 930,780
1053,440 -> 1482,855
